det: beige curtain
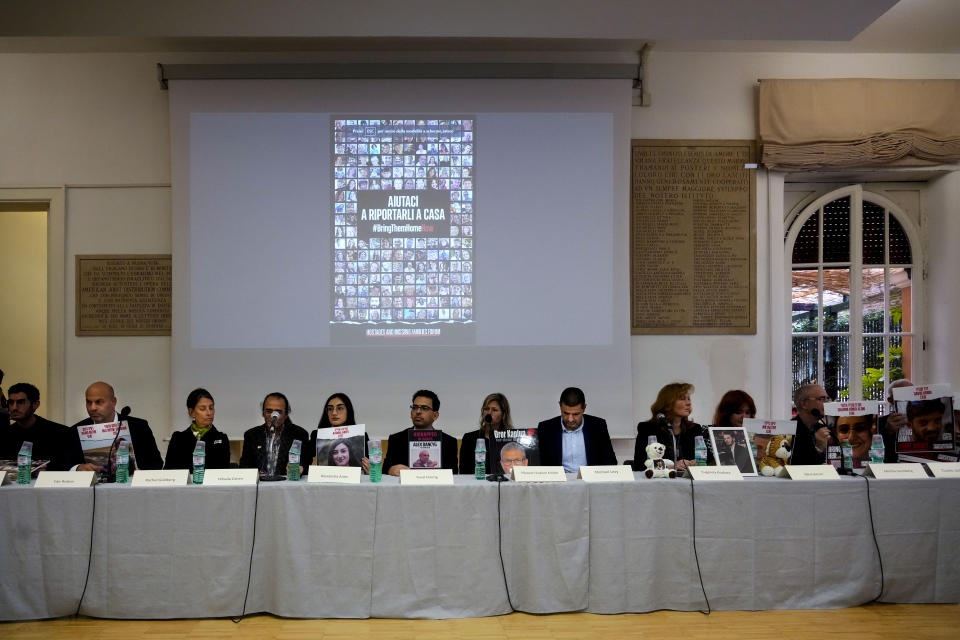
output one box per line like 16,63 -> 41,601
758,79 -> 960,171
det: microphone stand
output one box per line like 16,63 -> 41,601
102,406 -> 131,483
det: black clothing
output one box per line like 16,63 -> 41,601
537,415 -> 617,469
791,416 -> 827,465
383,427 -> 458,473
632,419 -> 706,471
239,421 -> 310,476
0,415 -> 74,471
164,425 -> 232,470
70,415 -> 164,472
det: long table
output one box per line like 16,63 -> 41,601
2,474 -> 958,621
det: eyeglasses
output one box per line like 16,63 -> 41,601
805,396 -> 830,402
836,423 -> 870,434
410,404 -> 434,412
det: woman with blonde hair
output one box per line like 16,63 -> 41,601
458,392 -> 513,475
632,382 -> 703,473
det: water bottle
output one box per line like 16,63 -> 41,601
474,437 -> 487,480
115,440 -> 130,484
368,440 -> 383,483
869,434 -> 885,465
17,441 -> 33,485
287,439 -> 302,481
192,440 -> 206,485
840,440 -> 853,474
694,435 -> 708,466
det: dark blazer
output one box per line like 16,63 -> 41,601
878,414 -> 900,463
70,415 -> 164,471
0,415 -> 74,471
537,414 -> 617,469
164,425 -> 232,470
458,429 -> 494,475
383,427 -> 458,474
791,416 -> 827,465
239,421 -> 310,476
632,420 -> 706,471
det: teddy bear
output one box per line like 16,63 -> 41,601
644,441 -> 676,479
759,435 -> 791,477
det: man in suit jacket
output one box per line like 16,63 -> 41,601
239,392 -> 310,477
383,389 -> 458,476
537,387 -> 616,473
1,382 -> 75,471
69,381 -> 164,474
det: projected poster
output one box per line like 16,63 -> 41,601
331,118 -> 475,344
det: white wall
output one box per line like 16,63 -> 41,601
2,49 -> 959,442
925,171 -> 960,390
628,50 -> 960,427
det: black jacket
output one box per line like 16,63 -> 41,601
538,414 -> 617,470
0,415 -> 74,471
70,415 -> 164,472
164,425 -> 232,470
239,421 -> 310,476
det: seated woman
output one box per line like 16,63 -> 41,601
712,389 -> 757,429
308,392 -> 369,473
459,392 -> 513,475
632,382 -> 703,474
164,388 -> 232,470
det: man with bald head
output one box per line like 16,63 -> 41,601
68,381 -> 163,474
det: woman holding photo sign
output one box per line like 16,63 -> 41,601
308,392 -> 369,473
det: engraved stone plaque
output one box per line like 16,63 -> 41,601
76,254 -> 172,336
631,140 -> 756,334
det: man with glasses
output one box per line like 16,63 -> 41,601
383,389 -> 458,476
791,384 -> 831,465
239,392 -> 310,478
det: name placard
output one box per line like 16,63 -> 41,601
687,466 -> 743,481
785,465 -> 840,480
865,463 -> 929,479
512,466 -> 567,482
308,466 -> 362,484
925,462 -> 960,478
578,465 -> 635,483
202,468 -> 258,486
399,469 -> 454,485
132,469 -> 189,486
35,471 -> 97,488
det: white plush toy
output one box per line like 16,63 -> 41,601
643,441 -> 676,479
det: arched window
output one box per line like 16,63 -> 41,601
785,185 -> 919,401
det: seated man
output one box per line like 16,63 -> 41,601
537,387 -> 616,473
239,392 -> 310,478
498,441 -> 529,476
70,381 -> 164,475
879,378 -> 912,462
0,382 -> 74,471
383,389 -> 458,476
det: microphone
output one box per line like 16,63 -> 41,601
269,410 -> 280,433
484,414 -> 493,424
655,412 -> 667,423
811,408 -> 823,423
104,405 -> 133,482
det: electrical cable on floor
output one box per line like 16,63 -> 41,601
233,482 -> 261,623
75,482 -> 99,617
688,475 -> 712,615
496,477 -> 516,612
860,474 -> 886,604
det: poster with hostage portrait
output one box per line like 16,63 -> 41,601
408,429 -> 442,468
315,424 -> 366,467
492,428 -> 539,476
742,418 -> 796,477
824,401 -> 880,470
892,384 -> 957,461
